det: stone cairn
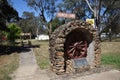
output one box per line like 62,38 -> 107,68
49,20 -> 101,74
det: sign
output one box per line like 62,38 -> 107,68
57,12 -> 75,19
86,19 -> 94,26
72,58 -> 89,68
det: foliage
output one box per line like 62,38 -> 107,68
58,0 -> 120,41
0,0 -> 19,31
23,0 -> 57,34
17,11 -> 47,35
59,0 -> 120,30
0,30 -> 7,40
17,12 -> 36,35
23,0 -> 120,38
6,23 -> 21,42
58,0 -> 87,20
48,17 -> 65,33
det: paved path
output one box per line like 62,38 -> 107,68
12,47 -> 50,80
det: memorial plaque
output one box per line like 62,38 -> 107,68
72,58 -> 89,68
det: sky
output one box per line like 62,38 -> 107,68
11,0 -> 38,17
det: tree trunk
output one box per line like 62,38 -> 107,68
109,28 -> 112,42
49,23 -> 52,35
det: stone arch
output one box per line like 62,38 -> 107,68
49,20 -> 101,74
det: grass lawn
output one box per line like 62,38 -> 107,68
0,40 -> 20,80
101,42 -> 120,69
101,52 -> 120,69
31,39 -> 120,70
31,40 -> 50,69
0,53 -> 19,80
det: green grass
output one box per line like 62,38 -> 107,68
101,53 -> 120,69
101,39 -> 120,69
101,41 -> 120,69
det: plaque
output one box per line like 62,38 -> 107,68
72,58 -> 89,68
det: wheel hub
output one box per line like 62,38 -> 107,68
67,41 -> 87,59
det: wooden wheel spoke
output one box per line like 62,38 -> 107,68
67,41 -> 88,59
68,47 -> 75,54
78,41 -> 83,44
72,49 -> 76,56
73,49 -> 76,54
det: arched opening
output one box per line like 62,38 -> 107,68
64,28 -> 93,60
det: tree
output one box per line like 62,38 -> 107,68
85,0 -> 120,41
17,11 -> 46,36
20,12 -> 37,35
0,0 -> 19,31
48,17 -> 65,33
58,0 -> 120,41
23,0 -> 57,35
58,0 -> 87,20
6,23 -> 21,42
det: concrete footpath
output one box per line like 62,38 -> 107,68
12,47 -> 50,80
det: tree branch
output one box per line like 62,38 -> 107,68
102,0 -> 115,16
85,0 -> 94,13
100,13 -> 119,34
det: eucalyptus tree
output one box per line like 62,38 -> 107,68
58,0 -> 88,20
23,0 -> 57,34
17,11 -> 46,36
47,17 -> 65,33
17,12 -> 37,35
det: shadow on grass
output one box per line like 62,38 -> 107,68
0,45 -> 22,55
0,44 -> 40,55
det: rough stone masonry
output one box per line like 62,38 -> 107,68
49,20 -> 101,74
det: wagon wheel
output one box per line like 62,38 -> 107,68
67,41 -> 87,59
